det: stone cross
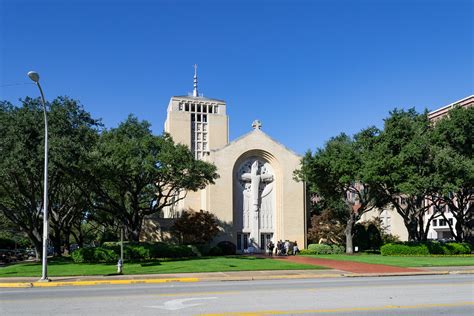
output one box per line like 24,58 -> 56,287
240,161 -> 273,212
252,120 -> 262,130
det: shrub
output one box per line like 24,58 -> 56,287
216,241 -> 236,255
442,242 -> 472,255
331,244 -> 345,254
171,210 -> 220,244
353,224 -> 369,251
71,247 -> 117,263
381,242 -> 471,256
208,246 -> 224,256
101,242 -> 195,261
305,243 -> 341,255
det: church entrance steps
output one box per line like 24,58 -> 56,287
271,255 -> 422,274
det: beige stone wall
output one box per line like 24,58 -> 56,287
204,129 -> 307,248
208,114 -> 229,150
359,207 -> 409,241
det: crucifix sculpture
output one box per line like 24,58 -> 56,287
240,160 -> 273,248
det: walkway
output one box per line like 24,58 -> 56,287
273,255 -> 422,274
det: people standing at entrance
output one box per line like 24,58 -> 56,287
284,240 -> 290,255
276,240 -> 282,256
293,241 -> 299,255
267,241 -> 274,256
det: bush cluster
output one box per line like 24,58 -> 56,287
381,242 -> 472,256
71,242 -> 195,263
300,244 -> 345,255
71,247 -> 117,263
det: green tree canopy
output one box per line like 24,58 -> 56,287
89,116 -> 219,241
0,97 -> 100,257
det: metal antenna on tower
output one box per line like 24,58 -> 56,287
193,64 -> 198,97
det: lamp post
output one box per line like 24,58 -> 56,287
27,71 -> 50,282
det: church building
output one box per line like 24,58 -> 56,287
157,66 -> 307,252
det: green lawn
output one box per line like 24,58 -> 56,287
0,256 -> 326,278
302,254 -> 474,267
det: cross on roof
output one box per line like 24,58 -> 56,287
252,120 -> 262,130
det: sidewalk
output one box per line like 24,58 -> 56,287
273,255 -> 422,273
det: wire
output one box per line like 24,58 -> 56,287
0,82 -> 35,87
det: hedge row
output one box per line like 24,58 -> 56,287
381,242 -> 472,256
71,247 -> 117,263
300,244 -> 345,255
71,242 -> 196,263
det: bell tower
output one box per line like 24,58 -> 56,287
164,65 -> 229,159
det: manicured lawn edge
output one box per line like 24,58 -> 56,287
301,254 -> 474,267
0,256 -> 327,278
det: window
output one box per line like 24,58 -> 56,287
197,142 -> 201,150
203,124 -> 207,131
203,134 -> 207,141
203,105 -> 207,113
185,104 -> 189,111
439,219 -> 447,226
191,113 -> 195,122
433,219 -> 437,226
214,106 -> 218,114
203,114 -> 207,122
203,142 -> 207,150
191,104 -> 195,112
197,133 -> 201,141
448,218 -> 453,225
197,114 -> 201,122
179,104 -> 183,111
197,104 -> 201,112
196,124 -> 201,131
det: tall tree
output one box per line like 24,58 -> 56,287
364,109 -> 437,241
90,116 -> 219,241
431,106 -> 474,242
0,97 -> 100,257
295,133 -> 378,254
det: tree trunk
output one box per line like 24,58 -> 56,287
345,215 -> 355,254
51,228 -> 63,256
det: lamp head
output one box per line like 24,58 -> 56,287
27,71 -> 40,83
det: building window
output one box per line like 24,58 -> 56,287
203,105 -> 208,113
214,106 -> 218,114
185,104 -> 189,111
448,218 -> 453,225
203,134 -> 207,141
191,104 -> 195,112
197,104 -> 201,112
179,104 -> 183,111
197,133 -> 201,141
433,219 -> 437,226
191,113 -> 195,122
197,124 -> 201,131
203,124 -> 207,132
203,114 -> 207,122
203,142 -> 207,150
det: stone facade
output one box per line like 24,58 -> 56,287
151,77 -> 307,252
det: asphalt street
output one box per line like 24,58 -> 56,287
1,274 -> 473,315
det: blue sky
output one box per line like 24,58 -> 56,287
1,0 -> 472,154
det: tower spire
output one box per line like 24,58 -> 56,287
193,64 -> 198,97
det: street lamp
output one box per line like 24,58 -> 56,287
27,71 -> 50,282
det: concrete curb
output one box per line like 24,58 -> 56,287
1,270 -> 472,288
0,277 -> 199,288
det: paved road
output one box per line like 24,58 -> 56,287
1,274 -> 473,315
